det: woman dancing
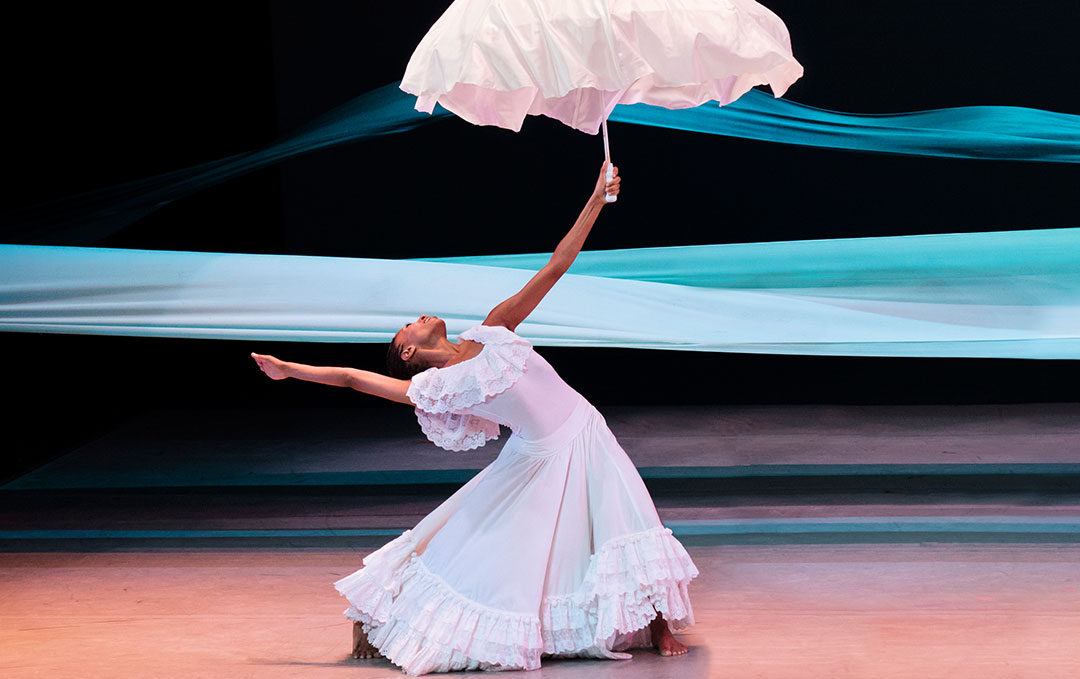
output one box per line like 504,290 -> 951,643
251,163 -> 698,675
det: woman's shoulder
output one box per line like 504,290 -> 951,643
407,324 -> 532,414
459,323 -> 532,347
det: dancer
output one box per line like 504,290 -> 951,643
251,163 -> 698,675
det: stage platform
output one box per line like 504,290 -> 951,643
7,403 -> 1080,490
2,403 -> 1078,677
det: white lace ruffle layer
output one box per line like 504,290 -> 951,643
334,525 -> 698,675
412,410 -> 500,452
406,325 -> 532,451
407,325 -> 531,414
540,525 -> 698,655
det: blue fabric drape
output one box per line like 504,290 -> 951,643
3,228 -> 1079,358
610,91 -> 1080,163
4,83 -> 1080,244
2,84 -> 448,244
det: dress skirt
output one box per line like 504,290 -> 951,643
333,394 -> 699,675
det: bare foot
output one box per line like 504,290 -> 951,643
650,613 -> 688,657
352,622 -> 379,659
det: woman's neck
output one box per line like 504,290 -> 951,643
423,338 -> 483,368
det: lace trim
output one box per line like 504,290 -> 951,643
334,525 -> 698,672
406,325 -> 531,415
540,526 -> 699,655
335,531 -> 543,674
414,410 -> 501,452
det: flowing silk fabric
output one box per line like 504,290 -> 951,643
4,83 -> 1080,245
3,227 -> 1079,358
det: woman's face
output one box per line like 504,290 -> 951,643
395,314 -> 447,354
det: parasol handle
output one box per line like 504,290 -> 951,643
602,119 -> 617,203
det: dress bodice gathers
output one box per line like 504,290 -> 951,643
406,324 -> 582,450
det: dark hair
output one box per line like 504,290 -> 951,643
386,339 -> 426,380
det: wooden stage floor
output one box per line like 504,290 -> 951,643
2,404 -> 1079,677
2,544 -> 1078,678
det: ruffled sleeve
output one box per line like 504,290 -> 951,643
406,325 -> 532,451
412,410 -> 501,452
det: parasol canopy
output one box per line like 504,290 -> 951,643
400,0 -> 804,135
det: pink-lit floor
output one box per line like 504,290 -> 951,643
3,544 -> 1078,679
3,404 -> 1079,677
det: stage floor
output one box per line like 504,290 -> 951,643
2,404 -> 1079,677
2,544 -> 1078,678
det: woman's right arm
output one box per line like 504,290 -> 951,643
482,162 -> 619,332
251,353 -> 413,404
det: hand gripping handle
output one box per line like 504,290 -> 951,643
605,161 -> 617,203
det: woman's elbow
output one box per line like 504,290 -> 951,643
545,259 -> 571,277
344,371 -> 367,392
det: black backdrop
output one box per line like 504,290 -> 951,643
3,2 -> 1079,481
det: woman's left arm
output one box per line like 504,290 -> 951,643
251,353 -> 413,404
483,162 -> 620,332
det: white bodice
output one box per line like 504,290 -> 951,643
406,325 -> 582,450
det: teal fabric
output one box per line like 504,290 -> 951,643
4,83 -> 1079,358
610,89 -> 1080,163
3,228 -> 1078,358
5,83 -> 1080,244
4,84 -> 447,244
417,227 -> 1080,302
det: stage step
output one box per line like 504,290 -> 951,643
4,404 -> 1080,490
3,403 -> 1077,550
2,516 -> 1078,551
1,484 -> 1078,550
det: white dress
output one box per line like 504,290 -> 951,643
334,324 -> 699,675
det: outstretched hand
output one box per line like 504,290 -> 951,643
251,352 -> 288,380
592,161 -> 620,204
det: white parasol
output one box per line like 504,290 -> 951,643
401,0 -> 804,201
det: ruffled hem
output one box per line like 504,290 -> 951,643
540,525 -> 699,655
335,530 -> 543,674
335,525 -> 698,674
